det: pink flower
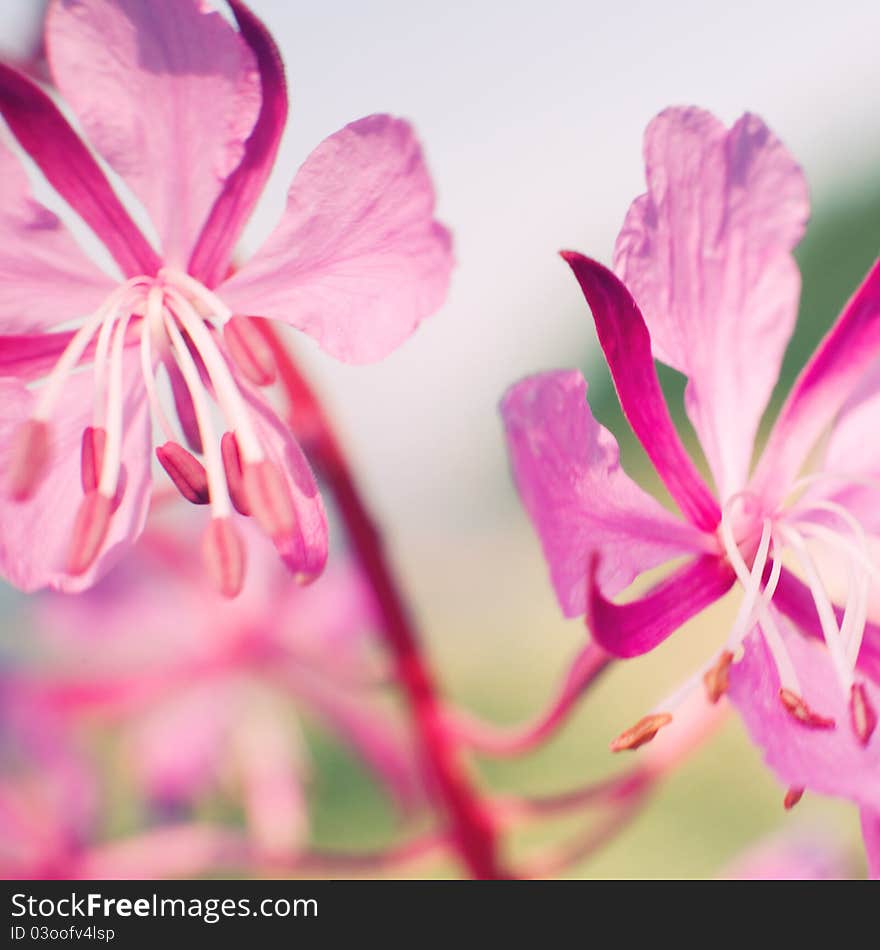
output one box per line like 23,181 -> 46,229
501,107 -> 880,867
0,0 -> 452,596
0,686 -> 97,878
720,828 -> 852,880
12,522 -> 422,862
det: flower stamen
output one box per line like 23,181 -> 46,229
610,713 -> 673,752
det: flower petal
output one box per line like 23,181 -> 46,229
243,384 -> 328,581
188,0 -> 288,288
0,63 -> 159,278
501,369 -> 711,618
0,142 -> 116,333
587,553 -> 735,657
560,253 -> 721,531
0,332 -> 77,380
0,352 -> 151,592
751,258 -> 880,508
862,809 -> 880,879
806,361 -> 880,532
0,322 -> 141,381
46,0 -> 261,266
220,115 -> 454,363
727,619 -> 880,811
614,108 -> 808,498
130,684 -> 231,805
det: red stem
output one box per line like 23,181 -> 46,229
258,324 -> 503,879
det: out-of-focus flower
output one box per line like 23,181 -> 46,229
501,107 -> 880,867
9,522 -> 422,863
720,828 -> 852,880
0,0 -> 452,597
0,685 -> 97,878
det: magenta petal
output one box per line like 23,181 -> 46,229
727,620 -> 880,810
243,384 -> 328,581
587,554 -> 735,657
751,258 -> 880,508
0,326 -> 142,381
0,353 -> 151,593
614,108 -> 808,497
188,0 -> 288,288
862,809 -> 880,879
0,142 -> 117,333
0,63 -> 159,278
501,370 -> 710,617
561,252 -> 721,531
46,0 -> 261,267
0,332 -> 78,380
220,115 -> 454,363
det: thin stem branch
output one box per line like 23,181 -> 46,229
257,323 -> 504,879
444,640 -> 612,756
74,823 -> 447,879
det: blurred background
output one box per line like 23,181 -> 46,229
1,0 -> 879,877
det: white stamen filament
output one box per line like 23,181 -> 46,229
163,312 -> 231,519
757,605 -> 802,694
139,288 -> 178,445
719,496 -> 802,693
162,287 -> 264,464
91,301 -> 123,428
723,518 -> 772,648
33,282 -> 141,421
777,524 -> 855,693
98,310 -> 134,497
160,267 -> 233,322
792,520 -> 873,668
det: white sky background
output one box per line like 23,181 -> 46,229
2,1 -> 879,539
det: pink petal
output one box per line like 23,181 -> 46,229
243,383 -> 329,580
614,108 -> 808,498
561,252 -> 720,531
0,142 -> 116,333
188,0 -> 288,288
46,0 -> 261,267
501,369 -> 711,618
0,63 -> 159,278
587,554 -> 735,657
727,619 -> 880,810
808,361 -> 880,533
220,115 -> 454,363
751,258 -> 880,509
862,809 -> 880,879
721,831 -> 849,880
0,351 -> 151,592
129,684 -> 232,805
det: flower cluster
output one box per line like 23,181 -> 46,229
2,0 -> 878,881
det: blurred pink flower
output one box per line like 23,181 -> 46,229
0,0 -> 452,597
0,686 -> 97,878
502,107 -> 880,867
721,828 -> 852,880
10,523 -> 422,864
